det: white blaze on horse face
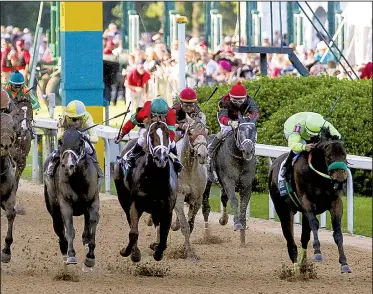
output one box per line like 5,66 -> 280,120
66,152 -> 74,168
156,127 -> 164,147
21,106 -> 28,130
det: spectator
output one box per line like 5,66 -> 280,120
1,38 -> 13,84
314,41 -> 335,65
201,51 -> 219,86
12,39 -> 31,83
360,61 -> 373,79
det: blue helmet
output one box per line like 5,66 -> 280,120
9,70 -> 25,86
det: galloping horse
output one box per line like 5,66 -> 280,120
44,126 -> 100,267
0,113 -> 18,263
202,118 -> 257,245
9,97 -> 33,201
114,121 -> 178,262
171,114 -> 208,259
268,134 -> 352,274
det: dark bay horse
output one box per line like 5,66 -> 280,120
202,120 -> 257,245
0,113 -> 18,263
268,137 -> 351,274
171,114 -> 208,259
44,126 -> 100,267
114,121 -> 178,262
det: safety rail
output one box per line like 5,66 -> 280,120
32,117 -> 372,234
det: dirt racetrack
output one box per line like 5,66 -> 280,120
1,180 -> 372,294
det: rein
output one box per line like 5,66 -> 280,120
308,153 -> 348,180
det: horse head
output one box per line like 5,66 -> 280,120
185,114 -> 208,164
0,113 -> 16,157
235,120 -> 257,161
60,125 -> 86,177
315,137 -> 347,191
146,121 -> 170,169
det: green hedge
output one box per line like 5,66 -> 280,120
197,76 -> 372,196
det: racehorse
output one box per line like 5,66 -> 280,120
202,118 -> 257,245
171,114 -> 208,259
44,126 -> 100,267
114,121 -> 178,262
0,113 -> 18,263
268,133 -> 352,274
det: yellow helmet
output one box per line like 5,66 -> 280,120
65,100 -> 87,118
305,113 -> 325,137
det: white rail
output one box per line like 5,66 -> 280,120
32,118 -> 372,234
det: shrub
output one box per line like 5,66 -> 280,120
198,76 -> 372,196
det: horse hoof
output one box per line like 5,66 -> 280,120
313,254 -> 325,262
341,264 -> 352,273
1,252 -> 11,263
219,215 -> 228,226
292,263 -> 300,276
120,247 -> 131,257
62,255 -> 68,262
14,203 -> 25,215
84,257 -> 95,268
171,222 -> 180,231
149,242 -> 158,251
153,250 -> 164,261
131,248 -> 141,263
65,256 -> 77,265
234,223 -> 243,231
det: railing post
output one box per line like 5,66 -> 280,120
104,139 -> 111,194
37,134 -> 43,184
294,211 -> 300,224
320,212 -> 327,228
347,168 -> 354,234
32,134 -> 38,181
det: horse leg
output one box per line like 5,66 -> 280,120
174,200 -> 193,260
84,200 -> 100,268
238,186 -> 253,246
202,180 -> 212,230
60,201 -> 77,265
303,210 -> 323,262
1,195 -> 16,263
150,217 -> 160,250
171,195 -> 182,231
120,202 -> 142,263
153,211 -> 172,261
299,213 -> 311,266
188,198 -> 202,234
219,189 -> 229,226
330,198 -> 351,273
13,175 -> 25,215
51,209 -> 68,261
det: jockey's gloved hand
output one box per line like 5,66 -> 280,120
229,120 -> 239,129
115,134 -> 123,144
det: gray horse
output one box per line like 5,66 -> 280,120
171,114 -> 208,259
0,113 -> 18,263
44,126 -> 100,267
202,121 -> 257,245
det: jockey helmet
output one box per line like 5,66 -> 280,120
65,100 -> 87,118
9,70 -> 25,87
1,88 -> 10,109
180,88 -> 197,103
305,113 -> 325,137
150,98 -> 169,116
229,81 -> 246,106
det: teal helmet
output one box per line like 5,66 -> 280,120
9,70 -> 25,86
150,98 -> 169,116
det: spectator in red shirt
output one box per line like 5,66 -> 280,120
360,62 -> 372,80
12,39 -> 30,84
125,61 -> 151,116
1,38 -> 13,84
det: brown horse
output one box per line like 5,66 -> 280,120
0,113 -> 18,263
114,121 -> 178,262
268,136 -> 351,274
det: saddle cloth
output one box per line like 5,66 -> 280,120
277,153 -> 300,197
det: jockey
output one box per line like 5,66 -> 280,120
281,111 -> 342,181
114,97 -> 182,173
46,100 -> 103,177
4,70 -> 39,110
172,87 -> 206,140
207,81 -> 259,162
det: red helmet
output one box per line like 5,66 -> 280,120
179,88 -> 197,103
229,81 -> 246,106
16,39 -> 24,46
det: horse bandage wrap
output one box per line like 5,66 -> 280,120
328,161 -> 347,172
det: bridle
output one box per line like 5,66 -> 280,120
146,121 -> 170,156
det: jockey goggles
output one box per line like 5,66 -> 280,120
230,97 -> 245,106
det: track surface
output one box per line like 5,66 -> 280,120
1,180 -> 372,294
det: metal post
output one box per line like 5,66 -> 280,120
246,2 -> 252,46
279,2 -> 283,48
29,1 -> 44,81
104,139 -> 111,194
205,2 -> 211,49
177,16 -> 187,92
37,134 -> 43,184
50,2 -> 56,51
55,1 -> 60,58
320,212 -> 327,228
294,211 -> 300,224
29,27 -> 43,89
32,135 -> 38,181
164,1 -> 175,49
347,168 -> 354,234
286,2 -> 294,44
270,2 -> 273,46
121,1 -> 129,51
238,2 -> 241,46
327,2 -> 335,37
260,53 -> 267,76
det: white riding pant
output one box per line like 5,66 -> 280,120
136,127 -> 175,149
284,130 -> 306,155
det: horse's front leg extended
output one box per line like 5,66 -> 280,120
330,198 -> 352,273
238,185 -> 253,245
60,200 -> 76,264
84,199 -> 100,268
174,197 -> 193,260
219,189 -> 229,226
302,201 -> 323,262
1,194 -> 16,263
202,180 -> 212,230
299,213 -> 311,265
153,211 -> 172,261
121,202 -> 142,262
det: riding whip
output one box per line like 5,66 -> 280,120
243,85 -> 261,116
201,86 -> 218,106
117,101 -> 132,138
317,96 -> 342,137
81,103 -> 132,133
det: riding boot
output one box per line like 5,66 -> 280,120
170,145 -> 183,174
207,132 -> 222,171
282,151 -> 295,183
126,143 -> 143,167
46,149 -> 60,177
